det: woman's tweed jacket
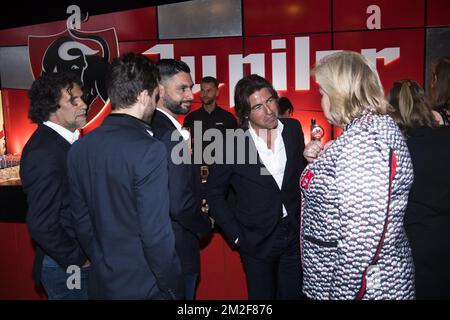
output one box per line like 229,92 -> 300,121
300,113 -> 415,300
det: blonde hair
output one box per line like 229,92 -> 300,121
313,51 -> 392,126
389,79 -> 439,132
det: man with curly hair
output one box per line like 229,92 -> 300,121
20,72 -> 90,299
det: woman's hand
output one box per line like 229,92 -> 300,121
304,140 -> 324,163
304,140 -> 334,163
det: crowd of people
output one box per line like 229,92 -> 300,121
19,51 -> 450,300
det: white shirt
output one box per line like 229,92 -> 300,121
43,121 -> 80,144
249,120 -> 288,217
156,108 -> 190,141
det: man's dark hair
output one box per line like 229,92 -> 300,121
28,72 -> 82,124
201,76 -> 219,88
234,74 -> 279,127
106,53 -> 160,110
278,97 -> 294,115
156,59 -> 191,82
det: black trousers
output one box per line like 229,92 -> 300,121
241,217 -> 304,300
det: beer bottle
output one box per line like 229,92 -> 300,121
310,118 -> 324,141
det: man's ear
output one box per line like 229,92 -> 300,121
137,89 -> 149,105
151,86 -> 161,103
431,73 -> 437,88
158,84 -> 165,99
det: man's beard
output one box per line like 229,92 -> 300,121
164,95 -> 191,115
201,97 -> 214,106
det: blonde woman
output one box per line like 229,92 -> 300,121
389,80 -> 450,299
300,51 -> 415,300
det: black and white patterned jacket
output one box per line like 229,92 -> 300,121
300,113 -> 415,300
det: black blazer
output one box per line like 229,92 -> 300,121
20,125 -> 87,282
151,110 -> 212,275
67,114 -> 183,299
206,118 -> 306,258
404,126 -> 450,299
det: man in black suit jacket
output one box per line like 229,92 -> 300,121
207,74 -> 306,299
67,53 -> 183,299
20,72 -> 90,299
152,59 -> 212,300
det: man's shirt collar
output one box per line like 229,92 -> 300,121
43,121 -> 80,144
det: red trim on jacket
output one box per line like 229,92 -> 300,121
356,150 -> 397,300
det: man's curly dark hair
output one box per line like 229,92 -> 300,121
28,72 -> 82,124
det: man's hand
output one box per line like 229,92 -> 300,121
201,199 -> 215,228
201,199 -> 209,214
82,259 -> 91,268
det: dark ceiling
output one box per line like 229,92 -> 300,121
0,0 -> 190,30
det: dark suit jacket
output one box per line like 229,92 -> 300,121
206,118 -> 306,258
151,110 -> 212,275
67,114 -> 183,299
404,126 -> 450,299
20,124 -> 88,283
